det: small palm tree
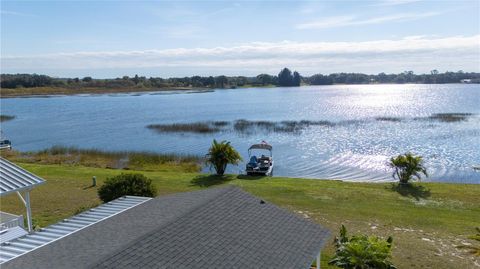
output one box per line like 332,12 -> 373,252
389,153 -> 428,184
205,140 -> 242,175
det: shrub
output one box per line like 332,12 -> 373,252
205,140 -> 242,175
329,225 -> 396,269
98,173 -> 157,202
388,153 -> 427,184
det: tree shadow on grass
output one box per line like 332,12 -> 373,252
190,174 -> 235,187
388,183 -> 431,201
236,174 -> 267,180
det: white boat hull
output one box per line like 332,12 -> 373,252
246,161 -> 274,176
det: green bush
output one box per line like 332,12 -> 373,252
98,173 -> 157,202
329,225 -> 396,269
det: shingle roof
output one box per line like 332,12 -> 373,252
2,186 -> 330,269
0,158 -> 45,196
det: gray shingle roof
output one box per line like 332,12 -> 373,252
2,186 -> 330,269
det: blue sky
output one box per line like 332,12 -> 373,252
1,0 -> 479,78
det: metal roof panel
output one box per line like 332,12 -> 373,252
0,196 -> 151,264
0,158 -> 45,196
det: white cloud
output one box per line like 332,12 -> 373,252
2,35 -> 479,76
0,10 -> 36,17
296,11 -> 442,29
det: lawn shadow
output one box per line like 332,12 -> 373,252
388,183 -> 431,201
190,174 -> 234,187
237,174 -> 267,180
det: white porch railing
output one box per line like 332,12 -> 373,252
0,212 -> 24,230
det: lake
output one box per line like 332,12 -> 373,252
1,84 -> 479,183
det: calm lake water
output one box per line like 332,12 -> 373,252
1,84 -> 479,183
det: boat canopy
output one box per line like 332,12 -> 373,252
248,143 -> 272,151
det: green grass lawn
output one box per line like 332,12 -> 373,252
1,163 -> 479,268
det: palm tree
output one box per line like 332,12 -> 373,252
205,140 -> 242,175
388,153 -> 428,185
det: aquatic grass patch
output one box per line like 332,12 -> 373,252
233,119 -> 276,133
375,114 -> 476,123
228,119 -> 317,134
2,146 -> 201,172
413,113 -> 475,123
375,117 -> 403,122
147,119 -> 337,135
147,122 -> 227,133
146,114 -> 475,137
211,121 -> 229,127
428,113 -> 474,122
0,115 -> 15,122
277,120 -> 335,132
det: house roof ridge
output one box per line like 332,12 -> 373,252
88,185 -> 238,268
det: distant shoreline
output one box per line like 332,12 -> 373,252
0,83 -> 476,98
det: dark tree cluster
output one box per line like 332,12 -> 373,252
0,74 -> 57,88
278,68 -> 301,87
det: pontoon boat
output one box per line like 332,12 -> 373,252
246,142 -> 273,176
0,132 -> 11,150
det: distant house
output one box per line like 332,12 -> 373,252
1,186 -> 330,269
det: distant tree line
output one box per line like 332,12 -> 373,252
1,69 -> 479,89
306,70 -> 480,85
0,73 -> 254,89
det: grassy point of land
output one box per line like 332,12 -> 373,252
0,155 -> 478,268
0,86 -> 211,98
